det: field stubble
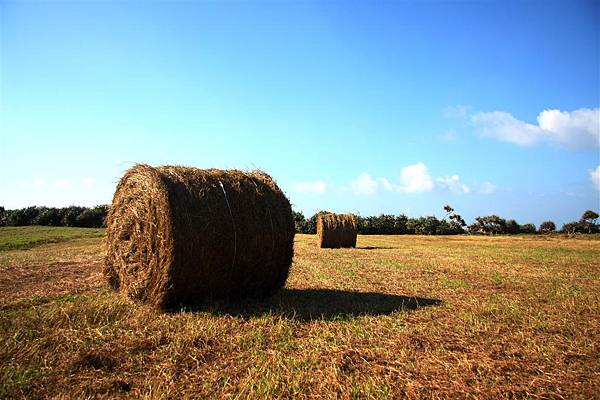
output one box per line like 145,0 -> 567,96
0,228 -> 599,399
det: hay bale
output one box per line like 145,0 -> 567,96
316,213 -> 357,248
105,164 -> 295,309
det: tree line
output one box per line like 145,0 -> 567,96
294,206 -> 599,235
0,205 -> 109,228
1,204 -> 598,235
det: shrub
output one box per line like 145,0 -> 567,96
303,211 -> 329,234
408,216 -> 440,235
520,223 -> 536,234
35,207 -> 62,226
61,206 -> 87,227
579,210 -> 599,234
468,215 -> 506,235
505,219 -> 521,234
76,205 -> 109,228
562,221 -> 582,235
7,206 -> 40,226
440,205 -> 465,235
539,221 -> 556,234
292,211 -> 306,233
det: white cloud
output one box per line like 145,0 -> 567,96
347,164 -> 496,196
436,175 -> 470,193
292,180 -> 327,194
591,165 -> 600,191
349,163 -> 467,195
478,181 -> 497,195
350,173 -> 379,195
471,108 -> 599,149
55,180 -> 71,189
398,163 -> 434,193
471,111 -> 544,146
538,109 -> 600,149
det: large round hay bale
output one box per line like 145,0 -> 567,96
105,164 -> 295,309
316,213 -> 357,248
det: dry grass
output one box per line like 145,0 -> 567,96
1,228 -> 599,399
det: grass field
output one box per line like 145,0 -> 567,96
0,226 -> 105,251
1,227 -> 599,399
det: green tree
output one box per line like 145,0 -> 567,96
292,211 -> 306,233
76,205 -> 109,228
504,219 -> 521,234
562,221 -> 581,235
61,206 -> 87,227
580,210 -> 599,234
468,215 -> 506,235
35,207 -> 62,226
442,204 -> 465,234
304,211 -> 329,234
7,206 -> 40,226
519,223 -> 536,234
539,221 -> 556,233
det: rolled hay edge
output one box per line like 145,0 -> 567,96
105,164 -> 295,309
316,213 -> 358,248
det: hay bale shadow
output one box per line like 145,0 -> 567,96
177,289 -> 442,321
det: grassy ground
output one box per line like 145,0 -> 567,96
0,226 -> 105,251
0,227 -> 599,399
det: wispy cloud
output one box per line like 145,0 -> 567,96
292,180 -> 327,194
471,108 -> 599,149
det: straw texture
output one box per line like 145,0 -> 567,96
105,164 -> 295,309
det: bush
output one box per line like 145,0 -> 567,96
579,210 -> 599,234
504,219 -> 521,234
6,206 -> 40,226
359,214 -> 402,235
539,221 -> 556,234
76,205 -> 108,228
303,211 -> 329,234
35,207 -> 63,226
61,206 -> 87,227
468,215 -> 506,235
292,211 -> 306,233
519,223 -> 536,234
407,216 -> 440,235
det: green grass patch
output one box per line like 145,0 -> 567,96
0,226 -> 105,251
0,366 -> 41,398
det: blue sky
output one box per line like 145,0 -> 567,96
1,0 -> 598,226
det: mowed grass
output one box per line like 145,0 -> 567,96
0,226 -> 105,251
0,228 -> 599,399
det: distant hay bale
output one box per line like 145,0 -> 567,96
317,213 -> 358,248
105,164 -> 295,309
